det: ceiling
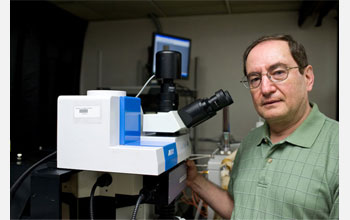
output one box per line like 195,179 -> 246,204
49,0 -> 305,22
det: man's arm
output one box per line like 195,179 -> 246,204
186,160 -> 234,219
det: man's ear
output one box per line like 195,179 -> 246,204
303,65 -> 314,92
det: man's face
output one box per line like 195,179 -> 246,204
245,40 -> 314,124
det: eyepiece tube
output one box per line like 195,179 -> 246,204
207,90 -> 233,111
178,89 -> 233,128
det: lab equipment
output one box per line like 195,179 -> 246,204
57,88 -> 233,175
57,89 -> 190,175
56,49 -> 233,219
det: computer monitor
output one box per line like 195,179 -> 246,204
152,33 -> 191,79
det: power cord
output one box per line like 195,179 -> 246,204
131,193 -> 145,220
90,173 -> 113,220
10,151 -> 57,198
130,188 -> 156,220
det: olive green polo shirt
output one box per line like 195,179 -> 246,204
228,103 -> 339,219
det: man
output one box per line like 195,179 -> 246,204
186,34 -> 339,219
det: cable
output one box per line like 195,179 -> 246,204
135,74 -> 156,98
194,199 -> 203,220
10,151 -> 57,198
148,13 -> 162,33
188,153 -> 213,161
180,190 -> 208,218
193,191 -> 208,218
131,193 -> 145,220
89,173 -> 113,220
90,183 -> 98,220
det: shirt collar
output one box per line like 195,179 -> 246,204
253,102 -> 326,148
254,122 -> 270,146
286,102 -> 326,148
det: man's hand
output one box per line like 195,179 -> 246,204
185,159 -> 234,219
186,159 -> 198,187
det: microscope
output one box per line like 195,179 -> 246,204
56,50 -> 233,218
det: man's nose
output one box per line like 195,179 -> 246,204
260,75 -> 276,95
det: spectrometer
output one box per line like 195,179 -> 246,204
57,88 -> 233,176
56,50 -> 233,213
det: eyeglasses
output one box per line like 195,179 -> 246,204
240,66 -> 300,89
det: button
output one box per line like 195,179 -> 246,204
267,158 -> 273,163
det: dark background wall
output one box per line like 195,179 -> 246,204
10,0 -> 88,161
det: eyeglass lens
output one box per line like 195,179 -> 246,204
245,66 -> 290,88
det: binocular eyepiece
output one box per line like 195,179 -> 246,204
155,50 -> 234,126
178,89 -> 234,128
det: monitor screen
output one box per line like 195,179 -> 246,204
152,33 -> 191,79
